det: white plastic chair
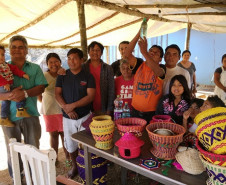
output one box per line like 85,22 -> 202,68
9,138 -> 57,185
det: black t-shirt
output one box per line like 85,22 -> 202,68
56,69 -> 96,119
111,58 -> 143,77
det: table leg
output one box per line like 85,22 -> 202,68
84,145 -> 92,185
121,167 -> 127,185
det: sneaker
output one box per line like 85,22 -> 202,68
16,108 -> 31,118
0,118 -> 15,127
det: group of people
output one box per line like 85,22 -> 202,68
0,24 -> 226,183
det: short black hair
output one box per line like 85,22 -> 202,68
150,45 -> 164,58
46,53 -> 61,66
165,44 -> 181,56
118,41 -> 129,50
207,95 -> 225,107
182,50 -> 191,56
222,54 -> 226,63
67,48 -> 83,59
191,98 -> 204,108
88,41 -> 104,54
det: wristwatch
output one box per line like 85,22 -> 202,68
24,90 -> 28,98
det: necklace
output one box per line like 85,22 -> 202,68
129,58 -> 137,71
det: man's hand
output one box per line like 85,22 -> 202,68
8,86 -> 25,102
23,74 -> 30,80
67,111 -> 78,120
3,84 -> 10,91
138,37 -> 148,56
62,103 -> 75,114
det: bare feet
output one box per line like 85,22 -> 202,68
66,167 -> 78,179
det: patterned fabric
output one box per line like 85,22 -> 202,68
76,149 -> 107,185
156,95 -> 190,125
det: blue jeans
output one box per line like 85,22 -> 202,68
0,86 -> 26,119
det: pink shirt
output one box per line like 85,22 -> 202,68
115,75 -> 134,109
89,63 -> 101,111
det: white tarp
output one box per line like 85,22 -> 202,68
0,0 -> 225,47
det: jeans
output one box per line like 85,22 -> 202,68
0,86 -> 26,119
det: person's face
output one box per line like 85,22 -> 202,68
119,43 -> 128,59
148,47 -> 162,64
171,79 -> 184,97
120,62 -> 132,79
200,100 -> 213,112
67,53 -> 83,72
0,49 -> 5,64
88,44 -> 102,61
10,40 -> 28,60
222,57 -> 226,69
164,48 -> 180,68
182,52 -> 190,61
189,103 -> 201,119
47,57 -> 61,74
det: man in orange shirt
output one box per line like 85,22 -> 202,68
126,30 -> 165,123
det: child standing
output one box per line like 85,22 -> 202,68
0,45 -> 30,127
156,75 -> 191,125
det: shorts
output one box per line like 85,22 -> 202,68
63,112 -> 91,153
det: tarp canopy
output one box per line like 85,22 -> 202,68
0,0 -> 226,48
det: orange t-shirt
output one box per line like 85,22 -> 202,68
131,62 -> 164,112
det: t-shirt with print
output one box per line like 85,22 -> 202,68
56,69 -> 96,119
115,75 -> 134,109
132,62 -> 165,112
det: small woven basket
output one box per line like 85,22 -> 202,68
146,122 -> 186,160
195,107 -> 226,151
175,148 -> 205,175
151,115 -> 171,123
89,115 -> 115,150
199,154 -> 226,185
196,140 -> 226,167
115,117 -> 147,137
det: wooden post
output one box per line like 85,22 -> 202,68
185,23 -> 192,50
76,0 -> 88,61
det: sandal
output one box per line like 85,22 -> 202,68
65,160 -> 72,167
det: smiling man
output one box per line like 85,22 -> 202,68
0,35 -> 48,180
163,44 -> 191,95
55,48 -> 96,179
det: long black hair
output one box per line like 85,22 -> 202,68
168,75 -> 191,103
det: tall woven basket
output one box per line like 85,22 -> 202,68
146,122 -> 186,160
199,154 -> 226,185
89,115 -> 115,150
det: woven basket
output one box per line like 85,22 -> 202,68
175,149 -> 205,175
199,154 -> 226,185
196,140 -> 226,167
146,122 -> 186,160
89,115 -> 115,150
151,115 -> 171,122
195,107 -> 226,151
115,117 -> 146,137
209,140 -> 226,155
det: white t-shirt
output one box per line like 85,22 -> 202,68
163,66 -> 191,95
40,72 -> 62,115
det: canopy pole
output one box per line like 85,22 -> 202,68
76,0 -> 88,61
185,23 -> 192,50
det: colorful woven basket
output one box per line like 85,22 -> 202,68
115,132 -> 144,159
115,117 -> 146,137
146,122 -> 186,160
209,140 -> 226,155
151,115 -> 171,123
196,140 -> 226,167
76,149 -> 107,185
195,107 -> 226,151
89,115 -> 115,150
199,154 -> 226,185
